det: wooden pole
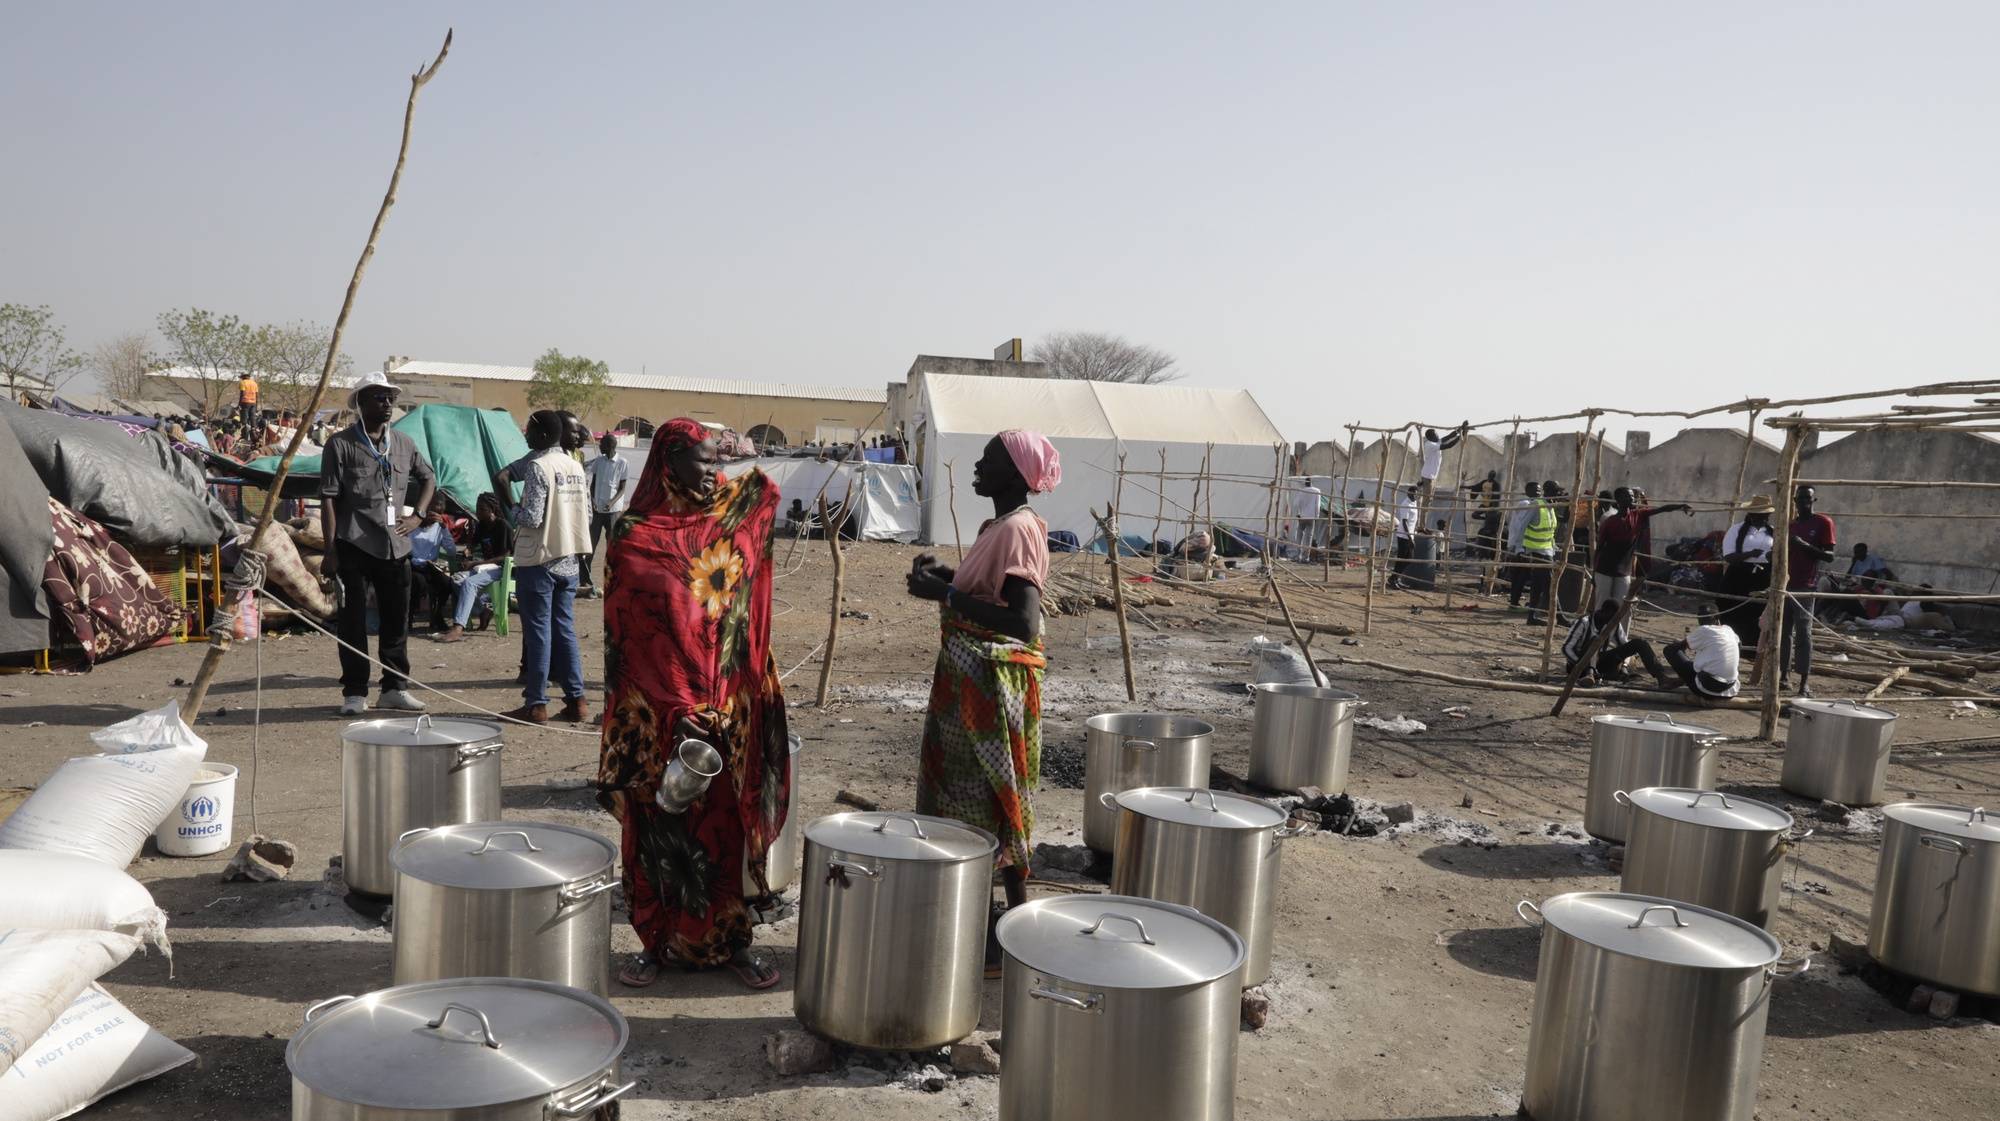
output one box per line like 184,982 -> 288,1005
943,460 -> 965,565
1486,420 -> 1520,595
1330,433 -> 1357,582
1585,429 -> 1607,572
1759,425 -> 1808,738
1095,496 -> 1138,702
1362,434 -> 1392,634
1269,573 -> 1329,688
1443,430 -> 1470,607
814,486 -> 852,707
183,29 -> 453,724
1733,406 -> 1763,507
1203,442 -> 1215,544
1540,416 -> 1595,676
1152,447 -> 1169,555
1550,585 -> 1641,717
1325,652 -> 1758,708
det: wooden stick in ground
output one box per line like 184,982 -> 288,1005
814,485 -> 853,707
1330,433 -> 1356,582
1551,585 -> 1642,717
1152,447 -> 1168,557
1540,416 -> 1595,676
1363,433 -> 1392,634
1092,504 -> 1138,702
1759,424 -> 1808,739
943,459 -> 965,565
1733,405 -> 1764,506
1268,574 -> 1328,688
183,29 -> 453,725
1486,419 -> 1520,595
1864,666 -> 1911,702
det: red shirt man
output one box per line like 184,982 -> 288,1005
1788,488 -> 1837,591
1594,488 -> 1692,578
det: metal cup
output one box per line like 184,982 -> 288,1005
655,737 -> 723,813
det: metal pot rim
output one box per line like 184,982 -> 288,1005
1527,891 -> 1782,970
1085,712 -> 1216,738
1789,698 -> 1897,721
1619,787 -> 1794,834
1110,785 -> 1288,831
803,812 -> 1000,864
391,820 -> 617,889
340,714 -> 505,749
1881,802 -> 1999,844
1250,682 -> 1361,702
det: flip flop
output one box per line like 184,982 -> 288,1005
617,953 -> 660,988
731,955 -> 781,991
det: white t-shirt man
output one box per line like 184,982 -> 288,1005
1686,624 -> 1741,696
1421,438 -> 1443,481
585,452 -> 630,514
1395,492 -> 1418,541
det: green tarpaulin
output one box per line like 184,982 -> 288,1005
238,404 -> 530,511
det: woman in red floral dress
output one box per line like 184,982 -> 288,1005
598,418 -> 789,989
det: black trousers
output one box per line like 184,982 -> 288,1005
1666,641 -> 1736,699
583,510 -> 618,587
335,541 -> 412,697
1598,637 -> 1666,681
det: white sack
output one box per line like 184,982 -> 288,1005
0,853 -> 170,956
1246,636 -> 1316,687
0,702 -> 208,867
0,984 -> 194,1121
0,928 -> 142,1077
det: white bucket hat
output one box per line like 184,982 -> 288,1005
346,370 -> 403,410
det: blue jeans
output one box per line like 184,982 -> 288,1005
514,564 -> 583,705
451,567 -> 502,627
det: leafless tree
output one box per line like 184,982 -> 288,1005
0,302 -> 86,399
1030,331 -> 1181,384
90,331 -> 156,401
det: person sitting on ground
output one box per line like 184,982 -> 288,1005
407,498 -> 459,631
1825,542 -> 1894,622
1663,615 -> 1741,701
1563,600 -> 1673,687
433,493 -> 514,642
783,498 -> 808,537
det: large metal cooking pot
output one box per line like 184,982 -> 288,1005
1616,788 -> 1806,930
1104,786 -> 1313,986
1867,803 -> 2000,996
745,732 -> 803,896
341,716 -> 504,897
794,812 -> 997,1049
1517,891 -> 1809,1121
391,822 -> 618,997
1781,698 -> 1898,805
289,977 -> 633,1121
998,895 -> 1244,1121
1083,714 -> 1215,852
1584,713 -> 1722,843
1247,683 -> 1362,794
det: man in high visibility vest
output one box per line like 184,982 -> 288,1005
237,373 -> 260,431
1520,485 -> 1559,626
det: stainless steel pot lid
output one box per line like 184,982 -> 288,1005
340,714 -> 504,747
288,978 -> 626,1109
1592,712 -> 1724,740
1085,712 -> 1215,740
392,822 -> 615,889
1112,786 -> 1287,831
803,812 -> 998,863
997,894 -> 1245,989
1790,699 -> 1897,721
1531,892 -> 1779,970
1882,803 -> 2000,843
1251,683 -> 1361,703
1619,787 -> 1793,834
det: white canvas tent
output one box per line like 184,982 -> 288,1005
909,374 -> 1286,548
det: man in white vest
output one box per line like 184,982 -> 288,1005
495,410 -> 593,724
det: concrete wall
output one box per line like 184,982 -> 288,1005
384,372 -> 886,445
1623,427 -> 1781,540
1513,431 -> 1629,496
1297,439 -> 1349,479
1796,429 -> 2000,596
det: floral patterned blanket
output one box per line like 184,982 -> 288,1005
42,499 -> 183,664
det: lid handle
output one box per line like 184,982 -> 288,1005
425,1002 -> 502,1049
415,713 -> 434,730
1644,711 -> 1677,726
1970,807 -> 1989,824
1185,789 -> 1221,812
1079,912 -> 1156,945
472,830 -> 542,855
1686,791 -> 1734,809
302,994 -> 355,1023
872,814 -> 930,840
1627,904 -> 1689,930
1122,738 -> 1159,752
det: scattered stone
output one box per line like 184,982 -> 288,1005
1826,929 -> 1871,970
1928,989 -> 1960,1021
171,676 -> 186,686
1906,984 -> 1937,1014
949,1038 -> 1001,1075
1460,792 -> 1475,809
1240,988 -> 1271,1031
1816,800 -> 1851,823
1391,769 -> 1417,779
843,1066 -> 890,1087
220,835 -> 299,883
765,1029 -> 835,1076
834,789 -> 881,812
544,775 -> 591,790
1040,743 -> 1087,788
1032,843 -> 1097,875
1295,785 -> 1325,804
1383,802 -> 1417,825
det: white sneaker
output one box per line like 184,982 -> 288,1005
339,696 -> 368,716
377,689 -> 428,712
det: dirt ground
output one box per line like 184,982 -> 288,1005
4,541 -> 1997,1120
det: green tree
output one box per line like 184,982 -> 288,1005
156,308 -> 253,418
0,303 -> 86,399
526,348 -> 612,421
245,321 -> 351,417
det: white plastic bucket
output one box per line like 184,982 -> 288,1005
154,764 -> 237,856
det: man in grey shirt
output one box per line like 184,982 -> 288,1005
319,372 -> 436,715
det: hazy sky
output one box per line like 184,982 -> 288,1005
7,3 -> 1997,443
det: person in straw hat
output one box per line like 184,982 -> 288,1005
1716,494 -> 1776,646
319,370 -> 435,716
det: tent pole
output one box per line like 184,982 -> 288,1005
1363,435 -> 1391,634
1486,420 -> 1519,595
1760,425 -> 1808,739
1540,416 -> 1595,676
814,484 -> 853,707
943,460 -> 965,565
1444,431 -> 1469,608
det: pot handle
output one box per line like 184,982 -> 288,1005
827,858 -> 881,880
1275,810 -> 1322,840
1079,912 -> 1156,945
426,1002 -> 502,1049
1627,905 -> 1689,930
1515,900 -> 1543,926
1767,954 -> 1813,980
1685,791 -> 1734,809
871,814 -> 930,840
1612,790 -> 1632,807
395,826 -> 431,849
1920,834 -> 1970,856
302,994 -> 355,1023
473,830 -> 543,854
1185,789 -> 1221,812
1098,791 -> 1122,811
558,877 -> 617,907
1122,738 -> 1159,753
456,741 -> 504,764
1784,826 -> 1816,845
548,1076 -> 639,1118
1029,986 -> 1104,1013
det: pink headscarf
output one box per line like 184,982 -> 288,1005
999,429 -> 1062,493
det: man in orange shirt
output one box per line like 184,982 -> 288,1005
237,373 -> 260,431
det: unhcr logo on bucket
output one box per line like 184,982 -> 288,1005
179,793 -> 224,837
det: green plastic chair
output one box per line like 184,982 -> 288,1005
492,558 -> 513,636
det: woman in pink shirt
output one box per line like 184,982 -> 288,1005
907,429 -> 1058,976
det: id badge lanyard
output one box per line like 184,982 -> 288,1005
357,423 -> 396,529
